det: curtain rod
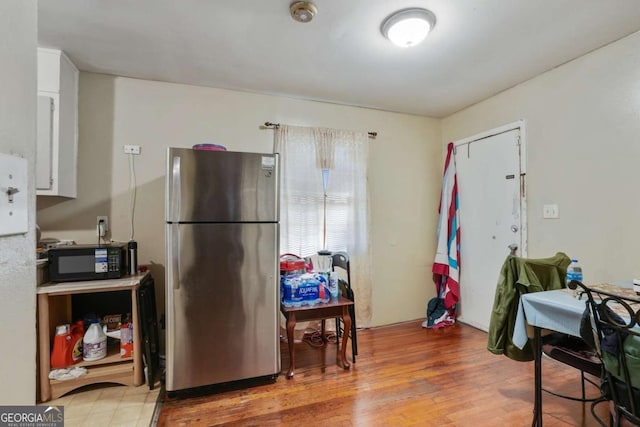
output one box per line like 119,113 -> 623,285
263,122 -> 377,138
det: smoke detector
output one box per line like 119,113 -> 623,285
290,1 -> 317,23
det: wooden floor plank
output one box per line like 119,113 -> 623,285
157,321 -> 609,426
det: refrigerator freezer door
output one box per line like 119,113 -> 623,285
165,222 -> 280,392
166,148 -> 279,223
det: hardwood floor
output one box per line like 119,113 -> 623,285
157,321 -> 609,426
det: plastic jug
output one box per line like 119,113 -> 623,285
51,324 -> 72,369
83,321 -> 107,361
70,321 -> 84,363
51,321 -> 84,368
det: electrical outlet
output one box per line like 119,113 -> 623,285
543,204 -> 559,219
97,216 -> 108,236
123,145 -> 141,155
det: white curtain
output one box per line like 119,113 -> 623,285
274,125 -> 372,327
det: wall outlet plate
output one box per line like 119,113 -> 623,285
97,215 -> 108,236
543,204 -> 559,219
123,145 -> 141,155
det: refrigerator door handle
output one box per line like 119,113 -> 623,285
170,155 -> 181,222
170,223 -> 181,290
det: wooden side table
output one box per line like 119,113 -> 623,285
280,296 -> 354,379
37,273 -> 148,402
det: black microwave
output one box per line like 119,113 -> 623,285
48,244 -> 127,282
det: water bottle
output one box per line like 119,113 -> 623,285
298,274 -> 320,306
566,259 -> 583,285
280,255 -> 306,306
282,276 -> 303,307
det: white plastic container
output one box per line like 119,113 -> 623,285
329,272 -> 340,299
83,321 -> 107,361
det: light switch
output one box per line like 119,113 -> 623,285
543,204 -> 559,219
0,153 -> 28,236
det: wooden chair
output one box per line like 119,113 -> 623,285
332,252 -> 357,363
572,280 -> 640,427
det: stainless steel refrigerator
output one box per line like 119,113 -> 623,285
165,148 -> 280,392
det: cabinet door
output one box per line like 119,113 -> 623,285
36,95 -> 54,191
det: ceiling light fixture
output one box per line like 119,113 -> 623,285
290,1 -> 317,23
381,8 -> 436,48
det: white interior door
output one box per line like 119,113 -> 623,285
455,125 -> 525,331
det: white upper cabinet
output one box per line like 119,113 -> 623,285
36,48 -> 78,197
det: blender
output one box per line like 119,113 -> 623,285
316,249 -> 332,276
317,249 -> 334,300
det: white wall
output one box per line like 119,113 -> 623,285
33,26 -> 640,347
37,74 -> 442,328
0,0 -> 37,404
442,32 -> 640,283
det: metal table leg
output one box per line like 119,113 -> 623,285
532,326 -> 543,427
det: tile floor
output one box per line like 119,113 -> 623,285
47,383 -> 161,427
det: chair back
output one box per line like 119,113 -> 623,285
571,280 -> 640,425
330,251 -> 358,362
332,252 -> 351,289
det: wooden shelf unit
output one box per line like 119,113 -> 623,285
74,343 -> 132,368
37,273 -> 149,402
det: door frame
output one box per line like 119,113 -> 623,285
453,119 -> 528,258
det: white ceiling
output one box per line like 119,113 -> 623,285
38,1 -> 640,117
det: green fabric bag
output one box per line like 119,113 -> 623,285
602,335 -> 640,389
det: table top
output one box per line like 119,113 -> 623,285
37,272 -> 149,295
513,280 -> 635,350
280,296 -> 353,313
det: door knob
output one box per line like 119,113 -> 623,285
511,224 -> 519,232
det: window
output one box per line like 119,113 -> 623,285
274,125 -> 372,326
